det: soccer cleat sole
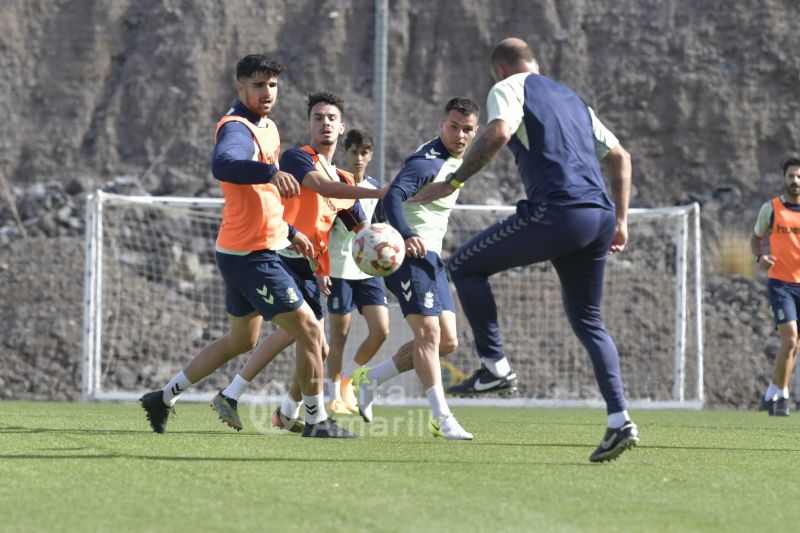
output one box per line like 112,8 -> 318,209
590,436 -> 639,463
210,403 -> 242,431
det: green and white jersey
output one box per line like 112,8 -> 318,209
384,136 -> 462,256
328,176 -> 382,279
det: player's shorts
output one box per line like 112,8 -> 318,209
215,249 -> 304,321
767,278 -> 800,326
279,255 -> 326,320
384,251 -> 454,317
327,276 -> 387,315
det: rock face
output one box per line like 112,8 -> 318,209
2,0 -> 799,406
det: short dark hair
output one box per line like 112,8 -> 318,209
307,91 -> 345,118
444,96 -> 480,118
490,38 -> 536,67
783,155 -> 800,175
236,54 -> 285,80
344,129 -> 374,150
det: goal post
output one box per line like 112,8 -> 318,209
82,191 -> 703,409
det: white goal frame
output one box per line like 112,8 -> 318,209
83,191 -> 703,409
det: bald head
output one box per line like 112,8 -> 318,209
490,38 -> 539,81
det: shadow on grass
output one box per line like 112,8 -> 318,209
0,451 -> 599,467
0,426 -> 261,437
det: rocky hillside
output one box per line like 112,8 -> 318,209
2,0 -> 799,406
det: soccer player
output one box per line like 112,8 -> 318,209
322,129 -> 390,415
351,96 -> 480,440
414,38 -> 637,461
752,155 -> 800,416
210,92 -> 383,434
139,55 -> 355,438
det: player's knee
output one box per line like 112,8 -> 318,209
320,339 -> 330,361
330,321 -> 350,340
417,323 -> 440,348
369,325 -> 389,344
295,313 -> 322,345
785,334 -> 799,353
229,332 -> 259,353
439,337 -> 458,357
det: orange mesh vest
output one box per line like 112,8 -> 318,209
282,145 -> 356,275
769,196 -> 800,283
213,115 -> 288,251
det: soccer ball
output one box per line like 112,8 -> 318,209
352,223 -> 406,277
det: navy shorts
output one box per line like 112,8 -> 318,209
384,251 -> 454,317
327,276 -> 387,315
215,250 -> 304,321
767,278 -> 800,326
279,255 -> 326,320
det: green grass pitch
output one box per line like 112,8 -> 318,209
1,401 -> 799,532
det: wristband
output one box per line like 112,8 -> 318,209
447,175 -> 465,189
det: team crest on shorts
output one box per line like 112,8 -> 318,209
286,287 -> 299,304
778,309 -> 786,321
332,297 -> 339,309
424,291 -> 434,309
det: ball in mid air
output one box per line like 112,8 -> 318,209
351,223 -> 406,277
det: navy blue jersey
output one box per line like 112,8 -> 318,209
512,75 -> 613,209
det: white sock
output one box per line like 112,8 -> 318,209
425,385 -> 451,419
330,380 -> 342,401
162,371 -> 192,406
481,357 -> 511,378
302,393 -> 328,424
343,359 -> 360,377
608,410 -> 630,429
764,383 -> 779,401
779,387 -> 790,399
221,374 -> 250,401
281,395 -> 303,420
367,358 -> 400,385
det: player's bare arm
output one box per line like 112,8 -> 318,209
750,233 -> 776,270
604,143 -> 632,254
411,119 -> 511,203
302,170 -> 385,199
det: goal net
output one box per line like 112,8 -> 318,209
83,191 -> 703,409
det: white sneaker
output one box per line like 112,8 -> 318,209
430,413 -> 473,440
352,367 -> 375,422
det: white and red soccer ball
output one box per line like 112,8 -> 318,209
352,223 -> 405,277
